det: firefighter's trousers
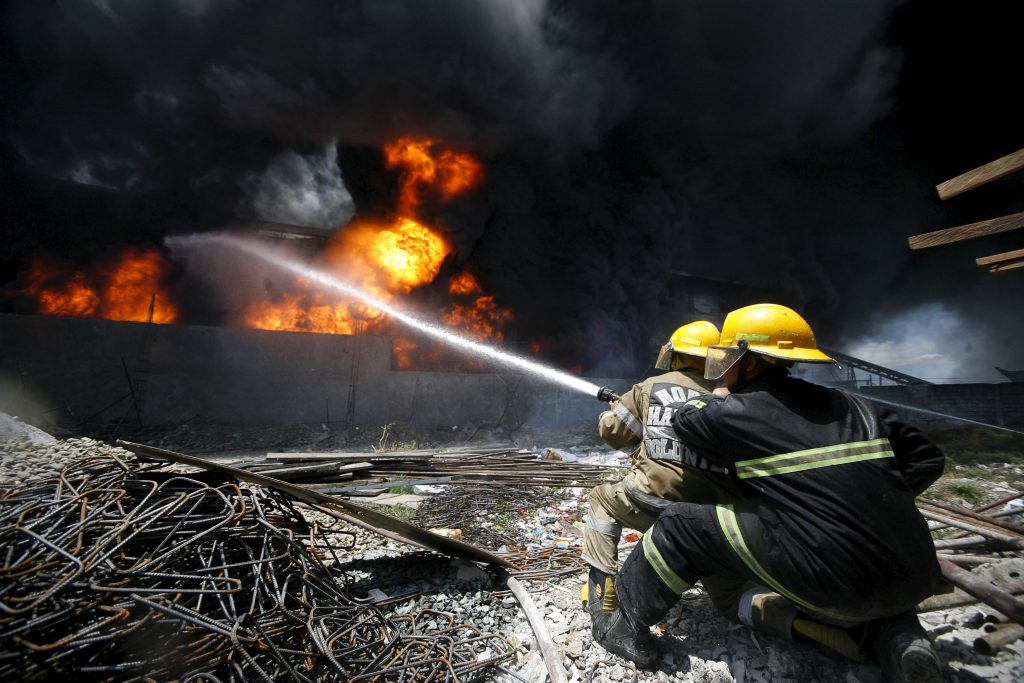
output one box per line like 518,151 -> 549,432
615,501 -> 918,632
583,478 -> 748,617
583,479 -> 657,574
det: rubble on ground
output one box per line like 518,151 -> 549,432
0,412 -> 1021,682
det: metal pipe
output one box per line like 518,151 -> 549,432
936,553 -> 1016,566
918,509 -> 1024,550
974,622 -> 1024,655
918,498 -> 1024,536
938,559 -> 1024,624
917,585 -> 1024,613
932,535 -> 991,550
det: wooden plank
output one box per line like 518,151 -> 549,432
936,148 -> 1024,200
990,260 -> 1024,273
908,211 -> 1024,250
976,248 -> 1024,267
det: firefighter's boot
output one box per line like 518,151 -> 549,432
738,586 -> 799,640
868,612 -> 944,683
581,566 -> 618,616
591,604 -> 661,669
739,586 -> 863,661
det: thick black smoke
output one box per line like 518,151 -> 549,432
2,0 -> 1022,378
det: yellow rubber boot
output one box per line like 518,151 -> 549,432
793,618 -> 865,662
582,567 -> 618,615
739,586 -> 864,661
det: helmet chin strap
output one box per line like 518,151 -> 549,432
726,341 -> 755,392
729,353 -> 750,391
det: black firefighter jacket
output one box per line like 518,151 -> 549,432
671,368 -> 945,619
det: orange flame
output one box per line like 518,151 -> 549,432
101,248 -> 179,323
384,137 -> 482,212
443,295 -> 514,342
20,248 -> 178,324
243,216 -> 452,335
23,263 -> 101,317
242,137 -> 515,371
245,138 -> 473,335
448,271 -> 482,296
443,271 -> 514,342
243,278 -> 382,334
392,337 -> 418,370
346,217 -> 451,292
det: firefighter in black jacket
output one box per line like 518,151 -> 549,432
592,304 -> 946,683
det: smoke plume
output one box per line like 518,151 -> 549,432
2,0 -> 1022,378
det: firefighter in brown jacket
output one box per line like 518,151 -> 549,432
582,321 -> 744,618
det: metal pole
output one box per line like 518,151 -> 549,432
938,559 -> 1024,625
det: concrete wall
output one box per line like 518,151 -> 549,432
0,315 -> 622,431
4,314 -> 1017,435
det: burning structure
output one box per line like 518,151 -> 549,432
1,1 -> 1022,440
5,137 -> 516,373
3,1 -> 1022,388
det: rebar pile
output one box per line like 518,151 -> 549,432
500,546 -> 588,583
0,453 -> 512,681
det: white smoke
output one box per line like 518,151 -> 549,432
241,143 -> 354,229
846,303 -> 1006,383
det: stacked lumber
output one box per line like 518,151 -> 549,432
232,446 -> 618,489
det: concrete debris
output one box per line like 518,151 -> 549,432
0,411 -> 56,446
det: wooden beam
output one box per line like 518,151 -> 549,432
977,247 -> 1024,274
976,248 -> 1024,267
908,211 -> 1024,250
936,148 -> 1024,200
990,260 -> 1024,274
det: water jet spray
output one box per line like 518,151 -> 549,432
169,233 -> 617,402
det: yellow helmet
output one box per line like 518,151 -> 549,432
705,304 -> 834,380
654,320 -> 721,370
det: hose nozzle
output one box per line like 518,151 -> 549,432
597,386 -> 620,402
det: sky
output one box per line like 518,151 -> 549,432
1,0 -> 1022,380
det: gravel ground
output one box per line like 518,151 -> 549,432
1,412 -> 1022,682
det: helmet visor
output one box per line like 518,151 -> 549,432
654,343 -> 674,371
704,345 -> 748,381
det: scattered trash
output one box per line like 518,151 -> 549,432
367,588 -> 390,602
430,527 -> 463,540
